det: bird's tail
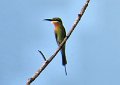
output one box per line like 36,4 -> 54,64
61,46 -> 67,75
61,46 -> 67,65
64,65 -> 67,75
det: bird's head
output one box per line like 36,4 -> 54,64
44,17 -> 63,26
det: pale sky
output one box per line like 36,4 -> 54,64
0,0 -> 120,85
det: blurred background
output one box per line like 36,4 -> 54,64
0,0 -> 120,85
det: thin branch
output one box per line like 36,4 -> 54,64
38,50 -> 46,61
26,0 -> 90,85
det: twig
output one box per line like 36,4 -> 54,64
38,50 -> 46,61
26,0 -> 90,85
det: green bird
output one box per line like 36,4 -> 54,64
45,17 -> 67,75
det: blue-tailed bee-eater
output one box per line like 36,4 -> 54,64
45,17 -> 67,75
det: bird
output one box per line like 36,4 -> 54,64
44,17 -> 67,75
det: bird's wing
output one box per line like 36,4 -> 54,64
54,31 -> 60,45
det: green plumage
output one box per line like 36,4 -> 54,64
45,17 -> 67,75
54,21 -> 67,66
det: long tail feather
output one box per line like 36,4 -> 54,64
61,46 -> 67,65
64,65 -> 67,75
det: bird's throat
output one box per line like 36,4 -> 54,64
52,22 -> 61,29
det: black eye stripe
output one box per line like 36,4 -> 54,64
57,19 -> 62,22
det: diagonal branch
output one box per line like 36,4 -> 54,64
26,0 -> 90,85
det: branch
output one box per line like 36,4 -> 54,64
38,50 -> 46,61
26,0 -> 90,85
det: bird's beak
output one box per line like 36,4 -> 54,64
44,19 -> 52,21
